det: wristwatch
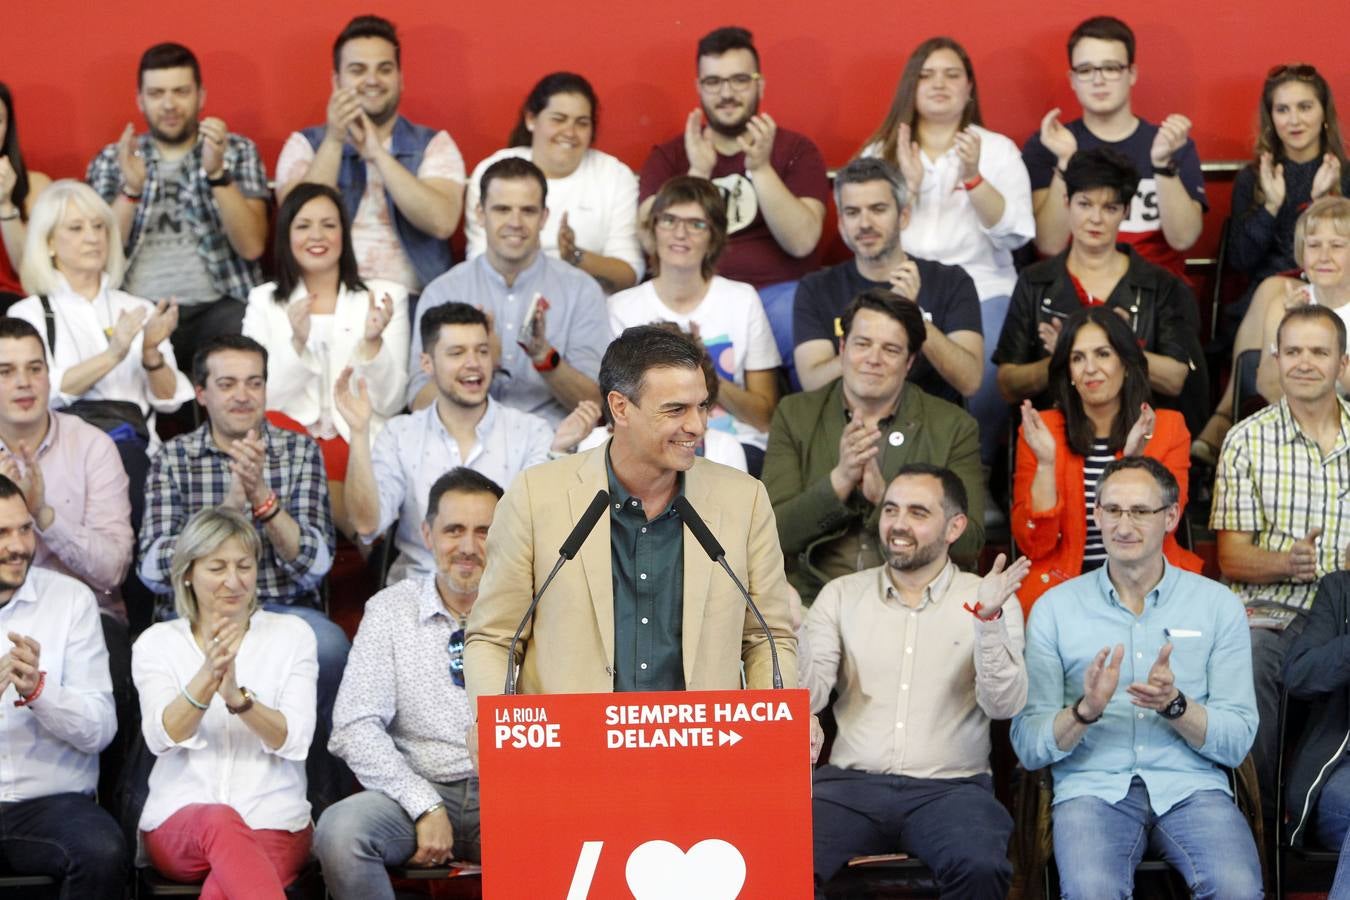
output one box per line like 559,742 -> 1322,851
1070,695 -> 1102,725
533,347 -> 562,373
206,168 -> 234,188
226,686 -> 255,715
569,246 -> 585,266
1158,690 -> 1188,720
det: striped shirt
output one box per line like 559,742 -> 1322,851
1211,397 -> 1350,621
1082,439 -> 1113,571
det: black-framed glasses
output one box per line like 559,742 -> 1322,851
1070,62 -> 1130,82
1097,503 -> 1170,524
447,628 -> 465,688
698,73 -> 761,93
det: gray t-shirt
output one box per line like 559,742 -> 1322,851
124,157 -> 217,304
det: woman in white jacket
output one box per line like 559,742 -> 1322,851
243,183 -> 408,540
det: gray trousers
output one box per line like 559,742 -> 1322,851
313,779 -> 480,900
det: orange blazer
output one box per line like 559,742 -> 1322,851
1011,408 -> 1203,618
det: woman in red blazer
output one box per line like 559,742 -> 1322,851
1012,306 -> 1202,618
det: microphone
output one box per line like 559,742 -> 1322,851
673,496 -> 784,690
504,489 -> 610,695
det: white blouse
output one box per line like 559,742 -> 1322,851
9,275 -> 193,450
464,146 -> 645,281
131,611 -> 317,832
242,278 -> 410,443
864,125 -> 1034,301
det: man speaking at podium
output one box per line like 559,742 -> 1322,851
464,326 -> 797,700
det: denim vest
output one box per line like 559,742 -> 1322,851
299,116 -> 452,288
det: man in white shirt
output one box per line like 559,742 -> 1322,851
806,464 -> 1027,898
340,302 -> 557,583
275,15 -> 465,297
0,474 -> 125,896
315,468 -> 500,896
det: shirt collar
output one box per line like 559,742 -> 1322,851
879,559 -> 957,612
0,573 -> 40,609
604,445 -> 684,517
415,576 -> 464,625
1093,557 -> 1179,613
1276,396 -> 1350,450
477,252 -> 548,291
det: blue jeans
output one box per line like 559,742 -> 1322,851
314,781 -> 480,900
811,766 -> 1010,900
1315,758 -> 1350,898
262,603 -> 353,815
968,294 -> 1011,467
1052,776 -> 1262,899
0,792 -> 127,900
757,280 -> 800,391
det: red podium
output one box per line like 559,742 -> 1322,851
478,689 -> 814,898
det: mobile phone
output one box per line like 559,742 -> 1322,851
521,293 -> 550,336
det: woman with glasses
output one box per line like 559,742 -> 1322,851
465,72 -> 642,293
607,176 -> 779,474
1012,307 -> 1201,617
0,82 -> 52,309
131,507 -> 318,897
859,36 -> 1034,466
1193,63 -> 1348,461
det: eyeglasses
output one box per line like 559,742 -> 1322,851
1097,504 -> 1170,524
447,628 -> 465,688
1070,62 -> 1130,82
698,73 -> 761,93
654,213 -> 711,234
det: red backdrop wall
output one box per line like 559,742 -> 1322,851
8,0 -> 1349,260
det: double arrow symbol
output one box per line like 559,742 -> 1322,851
717,730 -> 742,747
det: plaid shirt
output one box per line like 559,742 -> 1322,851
86,131 -> 268,302
138,423 -> 334,610
1210,396 -> 1350,616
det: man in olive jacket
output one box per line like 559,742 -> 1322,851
763,288 -> 984,601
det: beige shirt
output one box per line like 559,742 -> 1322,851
804,563 -> 1027,779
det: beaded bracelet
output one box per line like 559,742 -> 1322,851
181,685 -> 210,711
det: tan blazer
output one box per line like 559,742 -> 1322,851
465,444 -> 797,703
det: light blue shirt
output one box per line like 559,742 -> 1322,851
408,253 -> 610,425
1010,561 -> 1257,814
367,397 -> 553,582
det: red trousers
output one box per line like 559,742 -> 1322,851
142,804 -> 312,899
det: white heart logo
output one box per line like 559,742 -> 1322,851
625,839 -> 747,900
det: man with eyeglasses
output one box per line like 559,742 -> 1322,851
1012,455 -> 1261,900
316,468 -> 501,894
638,25 -> 829,387
1021,16 -> 1207,277
1212,303 -> 1350,812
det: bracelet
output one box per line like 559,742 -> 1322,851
14,671 -> 46,707
1070,695 -> 1102,725
143,355 -> 167,372
0,208 -> 18,222
181,685 -> 209,711
251,491 -> 278,519
120,185 -> 143,201
962,174 -> 984,191
258,503 -> 283,524
961,600 -> 1002,621
416,802 -> 446,822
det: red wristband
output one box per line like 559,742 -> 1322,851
252,491 -> 278,519
14,670 -> 46,707
962,174 -> 984,192
962,601 -> 1002,621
